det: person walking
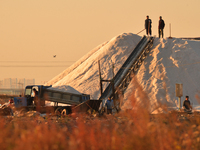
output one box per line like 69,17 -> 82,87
145,15 -> 152,36
105,97 -> 114,114
158,16 -> 165,38
183,95 -> 192,112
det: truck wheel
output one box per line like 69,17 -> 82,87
55,107 -> 69,116
55,107 -> 63,116
61,109 -> 68,115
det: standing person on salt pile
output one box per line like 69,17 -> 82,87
158,16 -> 165,38
105,97 -> 114,114
183,95 -> 192,112
145,15 -> 152,36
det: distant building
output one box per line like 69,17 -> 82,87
0,80 -> 3,88
3,78 -> 12,88
18,78 -> 26,89
0,78 -> 35,89
11,78 -> 18,89
26,79 -> 35,86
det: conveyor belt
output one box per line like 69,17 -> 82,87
99,35 -> 154,101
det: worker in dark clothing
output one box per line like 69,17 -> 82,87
105,97 -> 114,114
145,15 -> 152,36
33,88 -> 39,106
183,96 -> 192,112
33,88 -> 38,97
158,16 -> 165,38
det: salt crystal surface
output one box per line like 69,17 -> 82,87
47,85 -> 81,95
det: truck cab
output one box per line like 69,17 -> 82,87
14,85 -> 52,108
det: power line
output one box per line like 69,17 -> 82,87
0,60 -> 75,67
0,65 -> 70,67
0,61 -> 75,63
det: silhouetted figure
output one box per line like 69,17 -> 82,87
158,16 -> 165,38
145,15 -> 152,36
105,97 -> 114,114
183,95 -> 192,112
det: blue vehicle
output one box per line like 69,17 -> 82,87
13,85 -> 91,114
14,85 -> 51,109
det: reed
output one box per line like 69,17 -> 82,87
0,77 -> 200,150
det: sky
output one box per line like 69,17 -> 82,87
0,0 -> 199,84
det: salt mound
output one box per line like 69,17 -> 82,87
122,38 -> 200,110
46,33 -> 200,110
48,85 -> 81,95
46,33 -> 141,99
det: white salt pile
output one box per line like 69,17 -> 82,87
122,37 -> 200,110
46,33 -> 200,110
47,85 -> 81,95
46,33 -> 141,99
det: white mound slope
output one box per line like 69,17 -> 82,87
122,38 -> 200,110
46,33 -> 200,109
46,33 -> 141,99
47,85 -> 81,95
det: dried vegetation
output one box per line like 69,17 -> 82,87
1,79 -> 200,150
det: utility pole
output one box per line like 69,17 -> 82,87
98,60 -> 115,99
98,60 -> 103,95
176,83 -> 183,110
168,23 -> 172,39
112,63 -> 115,99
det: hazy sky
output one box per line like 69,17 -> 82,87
0,0 -> 199,84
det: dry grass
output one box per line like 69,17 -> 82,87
1,107 -> 200,150
1,79 -> 200,150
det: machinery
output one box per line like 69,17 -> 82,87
13,85 -> 90,114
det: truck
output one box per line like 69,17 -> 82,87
13,85 -> 91,115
